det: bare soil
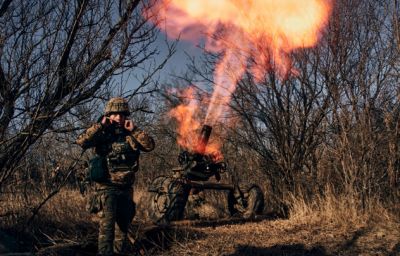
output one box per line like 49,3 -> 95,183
29,214 -> 399,256
136,216 -> 399,256
2,190 -> 399,255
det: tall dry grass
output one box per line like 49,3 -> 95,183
286,185 -> 397,228
1,179 -> 399,256
0,186 -> 94,250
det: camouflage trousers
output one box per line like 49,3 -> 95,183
96,187 -> 135,256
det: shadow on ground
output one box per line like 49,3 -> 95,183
35,223 -> 207,256
131,224 -> 207,255
227,244 -> 327,256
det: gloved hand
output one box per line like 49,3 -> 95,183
124,120 -> 136,132
100,116 -> 117,131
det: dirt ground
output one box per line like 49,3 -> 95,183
2,190 -> 399,255
143,217 -> 399,256
28,214 -> 399,256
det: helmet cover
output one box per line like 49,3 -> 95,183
104,97 -> 130,116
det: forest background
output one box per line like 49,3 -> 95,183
0,0 -> 399,254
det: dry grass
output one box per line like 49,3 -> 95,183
1,188 -> 89,227
1,185 -> 399,255
153,216 -> 399,256
0,186 -> 95,251
133,188 -> 153,221
152,191 -> 399,256
287,186 -> 396,227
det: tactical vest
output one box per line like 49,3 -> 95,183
106,128 -> 139,186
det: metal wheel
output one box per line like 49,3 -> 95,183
228,184 -> 264,219
148,176 -> 190,223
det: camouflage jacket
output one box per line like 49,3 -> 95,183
76,122 -> 155,187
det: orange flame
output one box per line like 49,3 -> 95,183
148,0 -> 332,154
168,88 -> 221,155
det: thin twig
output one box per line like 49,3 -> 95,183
26,150 -> 86,227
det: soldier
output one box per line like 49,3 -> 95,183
76,97 -> 155,256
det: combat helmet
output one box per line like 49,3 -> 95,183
104,97 -> 130,116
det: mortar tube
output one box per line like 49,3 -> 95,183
196,124 -> 212,154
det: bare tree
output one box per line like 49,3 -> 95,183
0,0 -> 174,185
319,0 -> 400,207
230,0 -> 400,209
225,51 -> 330,214
170,0 -> 399,213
